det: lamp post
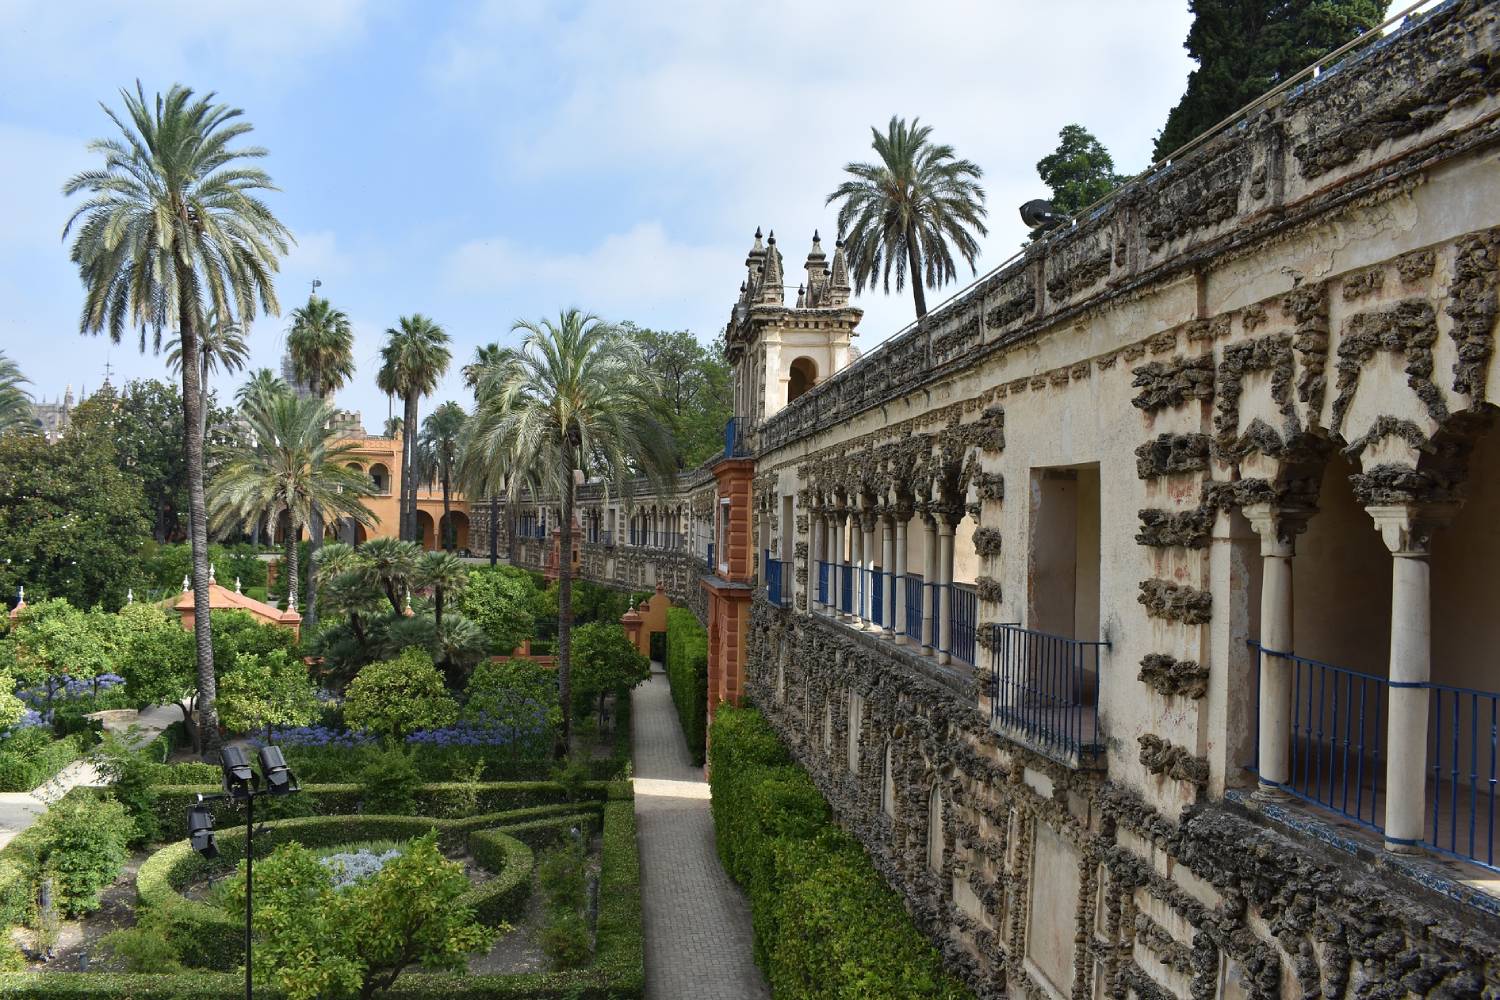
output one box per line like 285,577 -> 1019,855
187,745 -> 300,1000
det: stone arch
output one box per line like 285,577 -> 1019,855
846,689 -> 863,774
881,742 -> 896,819
416,510 -> 436,551
927,785 -> 944,873
440,510 -> 470,551
788,356 -> 818,403
369,463 -> 391,495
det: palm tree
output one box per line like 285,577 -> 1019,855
286,294 -> 356,630
236,367 -> 286,409
382,415 -> 403,438
416,550 -> 468,632
166,309 -> 250,440
207,391 -> 376,610
377,315 -> 451,543
64,82 -> 292,752
463,343 -> 502,394
466,309 -> 676,757
825,115 -> 988,320
420,402 -> 467,550
0,353 -> 33,436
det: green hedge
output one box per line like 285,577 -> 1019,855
142,744 -> 627,786
664,607 -> 708,766
137,805 -> 606,971
147,779 -> 613,835
0,732 -> 90,793
709,705 -> 972,1000
0,797 -> 644,998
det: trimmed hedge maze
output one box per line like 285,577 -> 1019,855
0,788 -> 643,1000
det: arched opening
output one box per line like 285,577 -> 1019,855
439,510 -> 470,552
927,786 -> 944,872
369,463 -> 391,495
416,510 -> 436,551
788,356 -> 818,403
881,742 -> 895,819
846,690 -> 863,774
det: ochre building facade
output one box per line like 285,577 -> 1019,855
479,5 -> 1500,996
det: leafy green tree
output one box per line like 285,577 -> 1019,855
287,294 -> 357,629
0,662 -> 24,733
569,621 -> 649,723
227,832 -> 491,1000
343,647 -> 458,740
418,402 -> 467,549
208,390 -> 377,609
115,602 -> 196,724
459,566 -> 538,654
33,795 -> 133,915
0,417 -> 150,609
64,82 -> 292,751
210,609 -> 301,669
1036,124 -> 1130,217
377,316 -> 451,542
0,353 -> 33,437
461,658 -> 558,755
620,324 -> 732,468
217,648 -> 319,741
827,116 -> 988,320
464,309 -> 676,757
1154,0 -> 1384,159
6,599 -> 117,711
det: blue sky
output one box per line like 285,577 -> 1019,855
0,1 -> 1403,425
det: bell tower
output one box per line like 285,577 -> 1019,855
725,227 -> 861,452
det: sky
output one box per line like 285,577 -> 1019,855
0,0 -> 1407,426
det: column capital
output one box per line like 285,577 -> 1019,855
860,511 -> 879,533
937,519 -> 956,538
1244,502 -> 1314,557
1365,502 -> 1460,557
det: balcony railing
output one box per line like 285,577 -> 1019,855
817,560 -> 829,606
838,563 -> 854,616
903,573 -> 924,643
1249,641 -> 1498,872
946,583 -> 977,667
706,542 -> 715,570
765,551 -> 788,607
990,623 -> 1108,762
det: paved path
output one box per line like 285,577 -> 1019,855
0,703 -> 182,849
632,666 -> 769,1000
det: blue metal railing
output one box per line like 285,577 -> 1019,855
903,573 -> 924,642
947,583 -> 977,666
869,569 -> 884,627
817,560 -> 829,606
839,563 -> 854,615
765,550 -> 787,607
1427,681 -> 1497,870
991,623 -> 1108,759
724,417 -> 738,458
706,542 -> 715,569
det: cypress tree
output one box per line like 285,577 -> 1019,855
1154,0 -> 1385,161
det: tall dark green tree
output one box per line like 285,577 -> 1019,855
418,401 -> 467,550
1036,125 -> 1130,217
620,324 -> 732,468
1154,0 -> 1384,160
64,82 -> 291,751
826,115 -> 988,320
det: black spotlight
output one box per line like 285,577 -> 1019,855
258,745 -> 298,796
220,746 -> 257,798
1019,198 -> 1070,232
187,803 -> 218,859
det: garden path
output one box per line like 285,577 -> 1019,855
0,703 -> 181,849
631,663 -> 769,1000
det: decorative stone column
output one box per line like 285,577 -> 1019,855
1368,502 -> 1457,853
893,509 -> 910,643
936,519 -> 955,665
834,510 -> 852,622
881,513 -> 897,638
1244,503 -> 1312,796
861,510 -> 878,630
811,513 -> 825,613
922,513 -> 939,656
850,517 -> 865,625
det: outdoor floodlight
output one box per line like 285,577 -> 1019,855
1019,199 -> 1070,232
220,746 -> 257,798
258,745 -> 298,796
188,803 -> 218,859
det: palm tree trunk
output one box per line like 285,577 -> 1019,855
403,394 -> 420,542
177,289 -> 220,758
441,473 -> 452,550
556,469 -> 575,760
284,513 -> 300,609
906,236 -> 928,319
